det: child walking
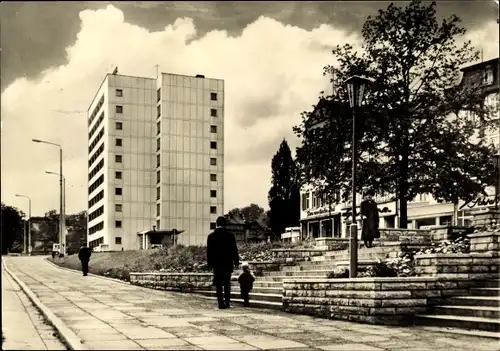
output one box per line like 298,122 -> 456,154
237,262 -> 255,307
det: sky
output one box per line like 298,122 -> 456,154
1,1 -> 499,217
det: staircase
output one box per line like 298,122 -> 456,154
195,244 -> 406,309
415,278 -> 500,338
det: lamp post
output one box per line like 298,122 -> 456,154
494,153 -> 500,211
344,75 -> 375,278
45,171 -> 66,243
33,139 -> 66,256
15,194 -> 31,255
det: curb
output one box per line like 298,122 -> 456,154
2,259 -> 86,350
43,258 -> 131,286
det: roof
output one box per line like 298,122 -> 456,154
460,58 -> 499,73
137,229 -> 185,236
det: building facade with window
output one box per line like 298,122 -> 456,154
300,58 -> 499,239
87,72 -> 224,250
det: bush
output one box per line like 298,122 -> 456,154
416,236 -> 470,255
326,267 -> 349,279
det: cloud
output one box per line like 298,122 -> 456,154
1,5 -> 356,215
1,5 -> 498,217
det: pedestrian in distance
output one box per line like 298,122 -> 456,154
51,251 -> 56,260
238,262 -> 255,307
78,245 -> 92,276
360,189 -> 380,248
207,216 -> 240,309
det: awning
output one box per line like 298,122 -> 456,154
137,229 -> 185,236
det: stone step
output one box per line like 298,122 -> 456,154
196,293 -> 283,310
415,314 -> 500,333
281,265 -> 338,273
486,279 -> 500,288
251,280 -> 283,288
447,296 -> 500,308
194,289 -> 283,304
433,305 -> 500,319
415,326 -> 500,340
470,287 -> 500,297
262,270 -> 330,277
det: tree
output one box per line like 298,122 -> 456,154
66,211 -> 87,255
268,139 -> 301,237
1,203 -> 24,254
225,204 -> 268,225
294,0 -> 496,228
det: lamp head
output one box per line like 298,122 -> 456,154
15,194 -> 21,197
344,75 -> 375,108
32,139 -> 42,143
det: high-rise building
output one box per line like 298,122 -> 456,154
87,72 -> 224,250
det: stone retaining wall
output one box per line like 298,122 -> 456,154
130,272 -> 213,291
314,238 -> 350,251
469,232 -> 500,254
282,277 -> 484,326
414,253 -> 500,280
379,228 -> 431,243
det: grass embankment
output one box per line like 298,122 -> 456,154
48,241 -> 313,282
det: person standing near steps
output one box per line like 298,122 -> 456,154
78,245 -> 92,276
207,216 -> 240,309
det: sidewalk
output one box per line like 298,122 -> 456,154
1,262 -> 66,350
3,256 -> 499,351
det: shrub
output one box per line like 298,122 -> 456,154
326,267 -> 349,279
416,236 -> 470,255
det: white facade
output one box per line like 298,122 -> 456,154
87,73 -> 224,250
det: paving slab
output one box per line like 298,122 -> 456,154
3,256 -> 500,351
1,263 -> 67,350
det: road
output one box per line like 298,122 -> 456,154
2,256 -> 499,350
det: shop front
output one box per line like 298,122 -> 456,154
300,207 -> 343,239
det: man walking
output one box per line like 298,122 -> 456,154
78,245 -> 92,276
207,216 -> 240,309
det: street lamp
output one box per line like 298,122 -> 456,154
494,153 -> 500,210
46,171 -> 66,239
33,138 -> 66,256
344,75 -> 375,278
15,194 -> 32,255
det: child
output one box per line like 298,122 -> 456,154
237,262 -> 255,307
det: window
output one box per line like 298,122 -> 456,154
156,154 -> 161,168
210,222 -> 216,230
115,204 -> 122,212
210,190 -> 217,198
115,171 -> 122,179
210,158 -> 217,166
156,187 -> 160,200
116,122 -> 123,130
156,170 -> 161,184
210,125 -> 217,133
210,109 -> 217,117
115,237 -> 122,245
210,174 -> 217,181
210,93 -> 217,101
156,203 -> 160,216
115,155 -> 122,163
116,105 -> 123,113
116,138 -> 122,147
157,105 -> 161,118
157,121 -> 161,135
301,193 -> 310,211
210,206 -> 217,214
116,89 -> 123,97
156,138 -> 161,151
483,68 -> 494,85
210,141 -> 217,149
115,188 -> 122,195
156,220 -> 160,229
115,221 -> 122,228
157,88 -> 161,102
